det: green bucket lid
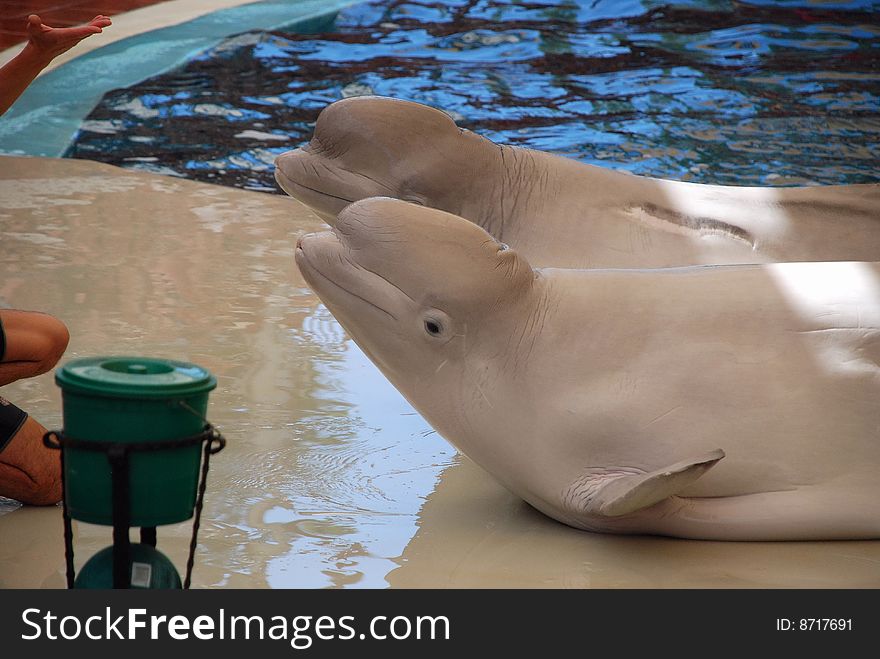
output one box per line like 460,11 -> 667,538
56,356 -> 217,399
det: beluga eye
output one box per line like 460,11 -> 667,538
421,310 -> 451,340
424,319 -> 442,336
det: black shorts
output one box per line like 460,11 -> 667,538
0,396 -> 27,454
0,315 -> 27,452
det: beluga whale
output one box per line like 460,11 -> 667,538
277,96 -> 880,269
295,196 -> 880,541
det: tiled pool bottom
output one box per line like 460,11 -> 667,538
2,155 -> 880,589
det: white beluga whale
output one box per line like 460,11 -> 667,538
295,196 -> 880,541
276,96 -> 880,269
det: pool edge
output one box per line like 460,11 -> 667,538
0,0 -> 361,158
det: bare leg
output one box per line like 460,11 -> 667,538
0,14 -> 112,117
0,416 -> 61,505
0,309 -> 68,505
0,309 -> 69,386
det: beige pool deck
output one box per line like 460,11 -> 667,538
1,155 -> 880,589
2,0 -> 880,590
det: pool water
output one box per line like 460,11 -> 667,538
4,1 -> 880,590
68,0 -> 880,192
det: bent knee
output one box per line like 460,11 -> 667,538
0,310 -> 70,374
41,316 -> 70,368
0,417 -> 63,505
0,462 -> 62,505
21,478 -> 62,506
7,448 -> 61,504
30,482 -> 62,506
31,315 -> 70,375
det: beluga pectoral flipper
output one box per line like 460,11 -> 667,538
295,196 -> 880,540
568,449 -> 726,518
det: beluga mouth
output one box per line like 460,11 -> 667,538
294,225 -> 402,326
275,162 -> 357,205
274,96 -> 463,224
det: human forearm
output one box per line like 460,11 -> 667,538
0,14 -> 111,117
0,43 -> 53,116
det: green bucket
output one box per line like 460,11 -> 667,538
74,543 -> 182,589
55,356 -> 217,527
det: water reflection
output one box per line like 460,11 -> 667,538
69,0 -> 880,189
260,337 -> 453,588
389,458 -> 880,588
0,157 -> 452,588
4,0 -> 880,589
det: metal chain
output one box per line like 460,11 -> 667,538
56,433 -> 76,589
44,423 -> 226,589
184,426 -> 223,589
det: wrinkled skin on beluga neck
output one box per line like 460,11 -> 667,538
276,96 -> 880,270
293,196 -> 542,479
274,96 -> 538,240
274,96 -> 674,269
295,196 -> 880,540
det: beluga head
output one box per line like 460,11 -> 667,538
294,196 -> 535,436
275,96 -> 491,223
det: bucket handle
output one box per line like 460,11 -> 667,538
43,424 -> 225,589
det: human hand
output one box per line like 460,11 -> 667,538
25,14 -> 113,63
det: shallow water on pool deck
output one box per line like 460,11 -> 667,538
2,157 -> 880,590
0,160 -> 457,588
3,0 -> 880,589
69,0 -> 880,191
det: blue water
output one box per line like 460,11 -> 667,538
68,0 -> 880,190
0,0 -> 360,158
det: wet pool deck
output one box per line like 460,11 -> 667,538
2,155 -> 880,589
0,155 -> 324,588
389,457 -> 880,589
2,0 -> 880,588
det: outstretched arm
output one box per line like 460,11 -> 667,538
0,14 -> 112,116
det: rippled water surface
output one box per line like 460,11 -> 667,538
4,1 -> 880,590
0,160 -> 455,588
69,0 -> 880,190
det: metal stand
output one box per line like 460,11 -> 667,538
43,424 -> 225,589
